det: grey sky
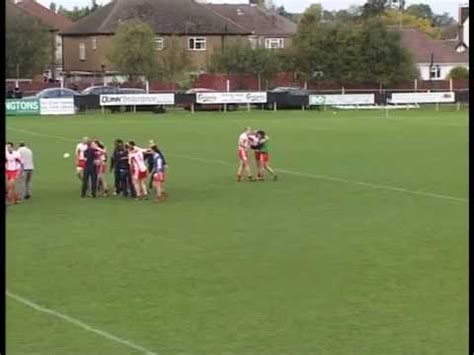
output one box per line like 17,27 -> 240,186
38,0 -> 466,20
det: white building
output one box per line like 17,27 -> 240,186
397,27 -> 469,81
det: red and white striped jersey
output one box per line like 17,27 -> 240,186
129,149 -> 147,173
6,150 -> 22,172
76,143 -> 88,160
238,132 -> 249,150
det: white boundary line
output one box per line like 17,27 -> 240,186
7,126 -> 468,204
6,291 -> 158,355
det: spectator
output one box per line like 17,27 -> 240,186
17,142 -> 34,200
6,87 -> 14,99
14,87 -> 23,99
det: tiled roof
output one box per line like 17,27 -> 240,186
16,0 -> 73,31
206,4 -> 297,36
395,27 -> 469,64
62,0 -> 250,36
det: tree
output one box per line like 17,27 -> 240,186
58,3 -> 101,22
381,10 -> 442,38
105,20 -> 158,81
448,67 -> 469,80
6,11 -> 50,78
299,4 -> 323,30
156,36 -> 192,86
406,4 -> 433,19
209,40 -> 283,89
362,0 -> 389,18
49,2 -> 57,13
358,19 -> 419,84
432,12 -> 455,27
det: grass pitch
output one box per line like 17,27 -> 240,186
6,108 -> 468,354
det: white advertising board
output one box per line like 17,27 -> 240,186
40,98 -> 75,115
100,94 -> 175,106
309,94 -> 375,106
196,92 -> 267,104
389,92 -> 455,104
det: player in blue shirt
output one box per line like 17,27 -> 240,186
151,145 -> 167,202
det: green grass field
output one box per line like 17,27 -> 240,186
6,107 -> 468,355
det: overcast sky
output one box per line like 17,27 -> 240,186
37,0 -> 467,19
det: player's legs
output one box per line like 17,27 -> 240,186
132,176 -> 141,199
98,168 -> 109,196
259,154 -> 277,181
6,177 -> 16,204
244,162 -> 253,180
140,179 -> 148,199
153,175 -> 163,202
76,166 -> 84,181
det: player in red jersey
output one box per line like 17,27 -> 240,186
236,127 -> 254,182
5,143 -> 23,204
75,137 -> 89,181
128,141 -> 149,200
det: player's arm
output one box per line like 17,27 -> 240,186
157,149 -> 167,167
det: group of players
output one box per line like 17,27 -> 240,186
75,137 -> 167,202
237,128 -> 277,182
7,128 -> 274,205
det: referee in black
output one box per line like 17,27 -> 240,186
81,140 -> 98,198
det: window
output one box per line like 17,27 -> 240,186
91,37 -> 97,50
188,37 -> 206,51
248,36 -> 259,49
265,38 -> 284,49
155,37 -> 164,51
429,65 -> 441,79
79,42 -> 86,61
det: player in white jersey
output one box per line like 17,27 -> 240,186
236,127 -> 254,182
75,137 -> 89,180
5,143 -> 23,204
127,141 -> 149,200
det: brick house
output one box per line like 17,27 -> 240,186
61,0 -> 254,77
396,27 -> 469,80
204,2 -> 297,50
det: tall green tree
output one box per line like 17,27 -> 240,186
209,40 -> 283,89
362,0 -> 389,18
358,19 -> 419,84
6,11 -> 50,78
106,20 -> 158,81
156,36 -> 192,85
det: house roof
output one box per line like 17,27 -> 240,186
395,27 -> 469,64
62,0 -> 250,36
15,0 -> 73,32
440,23 -> 459,40
205,4 -> 297,37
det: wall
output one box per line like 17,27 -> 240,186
62,34 -> 248,73
418,63 -> 469,80
463,17 -> 469,47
